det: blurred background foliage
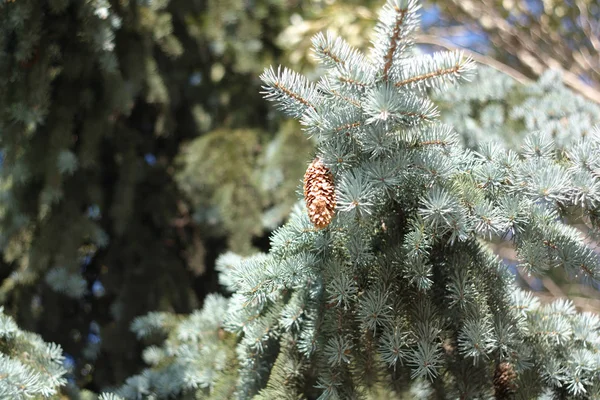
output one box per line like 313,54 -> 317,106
1,0 -> 599,396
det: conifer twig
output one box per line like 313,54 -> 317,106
382,7 -> 408,80
395,65 -> 462,88
415,34 -> 531,86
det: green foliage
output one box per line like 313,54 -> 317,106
0,0 -> 197,389
120,294 -> 238,399
2,0 -> 600,398
176,123 -> 313,255
0,0 -> 317,391
194,0 -> 284,74
113,0 -> 600,398
436,67 -> 600,149
0,307 -> 67,399
183,0 -> 599,397
177,128 -> 266,254
437,66 -> 600,304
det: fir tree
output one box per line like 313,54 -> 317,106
3,0 -> 600,398
0,0 -> 315,390
0,0 -> 200,388
118,0 -> 600,399
435,66 -> 600,150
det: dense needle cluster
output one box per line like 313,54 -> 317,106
303,157 -> 336,229
4,0 -> 600,398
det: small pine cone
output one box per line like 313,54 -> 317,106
494,361 -> 517,400
303,157 -> 336,229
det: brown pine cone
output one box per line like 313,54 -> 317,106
303,157 -> 336,229
494,361 -> 517,399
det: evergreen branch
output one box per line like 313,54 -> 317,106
337,75 -> 371,88
329,89 -> 362,108
313,32 -> 375,92
107,1 -> 600,398
408,124 -> 460,148
312,31 -> 365,71
260,66 -> 318,119
372,0 -> 421,78
334,121 -> 362,132
418,140 -> 450,146
393,51 -> 475,92
301,105 -> 364,141
364,84 -> 439,125
382,7 -> 407,81
396,65 -> 461,88
416,34 -> 532,86
274,82 -> 314,110
317,77 -> 363,108
0,308 -> 67,398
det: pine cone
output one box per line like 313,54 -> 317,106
303,157 -> 336,229
494,361 -> 517,400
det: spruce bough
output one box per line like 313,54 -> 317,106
4,0 -> 600,398
121,0 -> 600,398
217,0 -> 600,397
